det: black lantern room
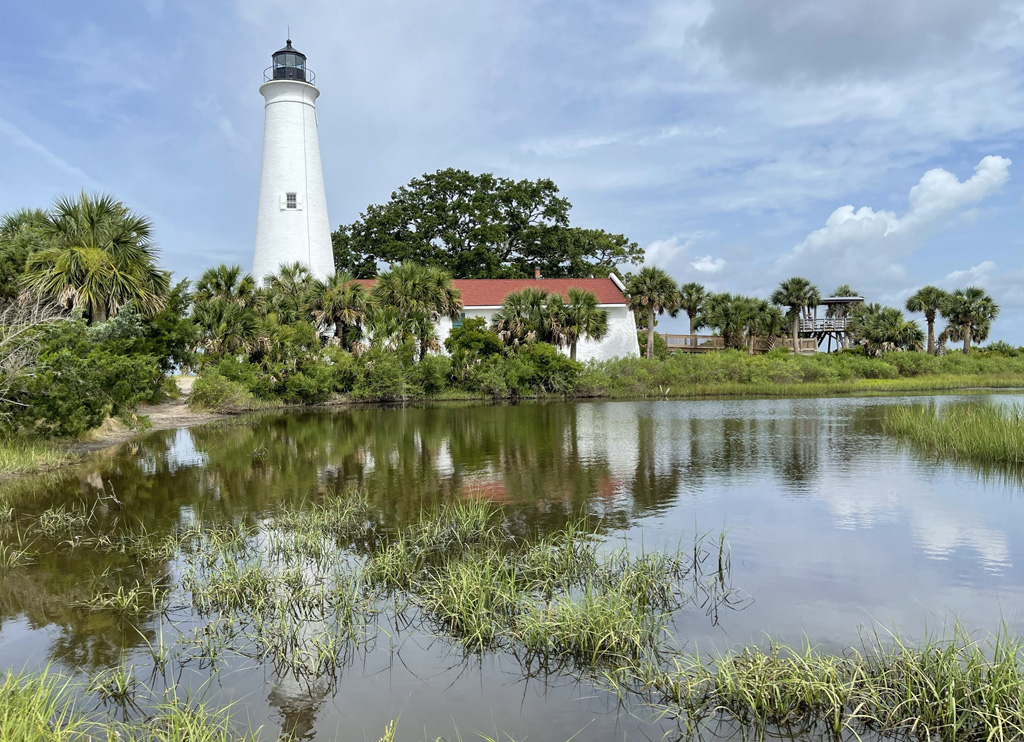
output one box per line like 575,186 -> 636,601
271,39 -> 308,82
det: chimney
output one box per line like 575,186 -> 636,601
534,267 -> 541,280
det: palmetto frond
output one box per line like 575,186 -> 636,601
26,191 -> 167,322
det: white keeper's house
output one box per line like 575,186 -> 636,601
359,275 -> 640,362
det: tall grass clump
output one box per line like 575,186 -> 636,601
884,403 -> 1024,464
361,501 -> 734,663
0,437 -> 78,476
635,626 -> 1024,742
0,670 -> 94,740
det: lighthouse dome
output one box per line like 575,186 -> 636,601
270,39 -> 311,82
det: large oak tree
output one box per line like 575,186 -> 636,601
333,168 -> 643,278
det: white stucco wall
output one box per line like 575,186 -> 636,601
252,80 -> 335,283
436,305 -> 640,361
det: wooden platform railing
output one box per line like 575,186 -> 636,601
661,334 -> 818,355
798,317 -> 849,333
662,335 -> 725,353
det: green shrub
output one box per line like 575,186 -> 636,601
468,358 -> 509,397
352,350 -> 419,401
188,370 -> 254,411
507,343 -> 581,395
279,364 -> 336,404
445,317 -> 502,358
324,347 -> 359,393
412,354 -> 452,395
8,327 -> 164,438
882,351 -> 938,377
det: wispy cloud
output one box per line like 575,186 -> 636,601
0,117 -> 98,187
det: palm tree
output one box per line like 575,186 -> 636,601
559,288 -> 609,361
679,282 -> 708,336
770,277 -> 820,353
194,264 -> 262,310
373,262 -> 462,359
737,298 -> 786,355
942,286 -> 999,355
492,287 -> 550,347
307,271 -> 368,350
0,208 -> 48,239
904,285 -> 949,355
25,192 -> 169,322
626,267 -> 681,359
755,302 -> 788,351
192,299 -> 262,357
265,262 -> 315,324
848,304 -> 924,355
700,293 -> 750,350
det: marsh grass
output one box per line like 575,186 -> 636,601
0,436 -> 78,476
884,402 -> 1024,464
359,501 -> 732,664
87,665 -> 137,705
626,625 -> 1024,742
0,669 -> 94,740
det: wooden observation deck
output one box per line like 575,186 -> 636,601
660,296 -> 863,356
798,296 -> 863,353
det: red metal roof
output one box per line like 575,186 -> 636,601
354,278 -> 627,306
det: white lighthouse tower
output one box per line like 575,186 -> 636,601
252,40 -> 334,283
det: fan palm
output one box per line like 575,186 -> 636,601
942,287 -> 999,355
679,282 -> 708,335
307,271 -> 368,349
626,267 -> 681,359
700,293 -> 750,350
192,299 -> 262,357
492,287 -> 550,347
373,262 -> 462,359
195,264 -> 263,310
905,285 -> 950,355
265,262 -> 315,324
558,288 -> 609,361
25,192 -> 169,322
770,277 -> 820,352
849,304 -> 924,355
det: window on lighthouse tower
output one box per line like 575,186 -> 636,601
285,192 -> 298,209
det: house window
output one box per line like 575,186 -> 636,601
285,192 -> 298,209
452,312 -> 466,329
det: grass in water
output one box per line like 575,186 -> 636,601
0,669 -> 262,741
0,437 -> 77,476
884,402 -> 1024,464
624,625 -> 1024,742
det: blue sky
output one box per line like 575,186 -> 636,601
3,0 -> 1024,341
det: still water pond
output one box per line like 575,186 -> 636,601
2,394 -> 1024,740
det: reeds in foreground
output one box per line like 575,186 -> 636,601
624,625 -> 1024,742
0,669 -> 262,741
884,403 -> 1024,464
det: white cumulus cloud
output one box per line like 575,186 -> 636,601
644,235 -> 695,266
779,155 -> 1011,286
691,255 -> 726,273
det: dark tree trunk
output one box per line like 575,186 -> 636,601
92,301 -> 108,324
963,324 -> 971,355
570,341 -> 577,362
688,314 -> 695,336
926,318 -> 935,355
